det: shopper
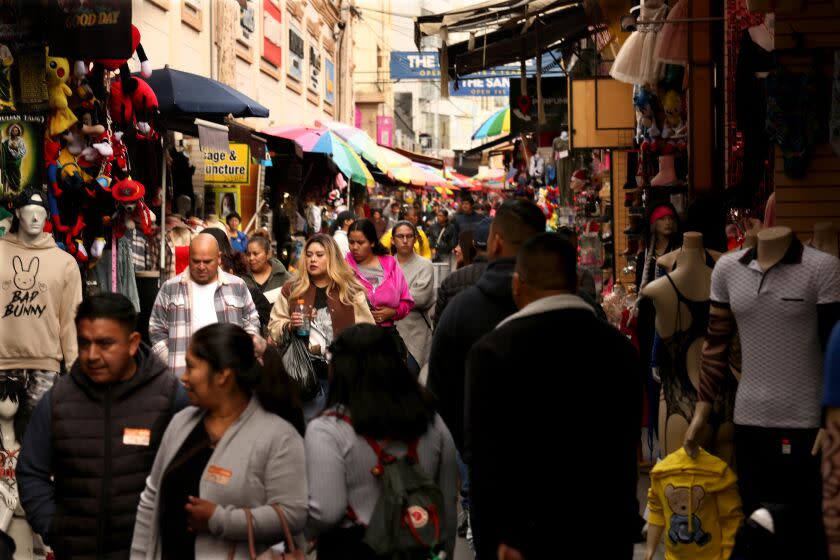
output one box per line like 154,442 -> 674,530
465,233 -> 642,559
346,219 -> 414,357
371,208 -> 388,239
241,235 -> 292,302
149,234 -> 264,377
391,221 -> 435,377
268,234 -> 374,419
434,217 -> 491,324
453,195 -> 483,235
385,201 -> 402,230
131,323 -> 307,559
427,209 -> 458,267
18,294 -> 189,560
226,212 -> 249,253
331,210 -> 356,257
304,324 -> 457,560
428,199 -> 545,451
379,207 -> 432,259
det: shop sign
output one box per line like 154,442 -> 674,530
204,143 -> 250,185
324,58 -> 335,105
0,113 -> 44,198
47,0 -> 132,60
376,116 -> 393,147
262,0 -> 282,68
308,45 -> 321,95
288,22 -> 304,82
508,77 -> 568,134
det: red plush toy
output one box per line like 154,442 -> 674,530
111,177 -> 153,238
108,77 -> 158,139
76,25 -> 152,101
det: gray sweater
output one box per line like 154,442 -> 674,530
305,408 -> 458,558
396,254 -> 435,369
130,398 -> 307,559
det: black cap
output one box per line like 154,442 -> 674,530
15,187 -> 49,212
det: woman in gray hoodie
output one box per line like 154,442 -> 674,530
131,324 -> 307,559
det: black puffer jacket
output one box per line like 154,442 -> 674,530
433,257 -> 488,325
17,345 -> 187,560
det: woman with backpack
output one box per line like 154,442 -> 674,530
268,234 -> 375,421
305,324 -> 457,560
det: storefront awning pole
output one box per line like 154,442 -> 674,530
159,136 -> 167,280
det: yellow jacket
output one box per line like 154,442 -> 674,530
648,448 -> 743,560
379,227 -> 432,260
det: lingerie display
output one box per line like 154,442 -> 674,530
610,1 -> 670,85
658,273 -> 736,449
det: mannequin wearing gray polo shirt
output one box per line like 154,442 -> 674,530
684,227 -> 840,559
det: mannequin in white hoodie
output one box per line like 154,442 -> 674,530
0,189 -> 82,406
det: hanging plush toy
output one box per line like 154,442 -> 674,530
109,77 -> 158,138
661,90 -> 686,140
75,24 -> 152,100
46,49 -> 78,137
45,138 -> 88,262
633,87 -> 660,144
111,177 -> 153,238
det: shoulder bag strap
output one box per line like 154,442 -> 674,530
227,507 -> 258,560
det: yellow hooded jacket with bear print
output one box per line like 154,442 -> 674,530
648,447 -> 743,560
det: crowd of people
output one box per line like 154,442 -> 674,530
0,188 -> 647,560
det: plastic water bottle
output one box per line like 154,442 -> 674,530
295,298 -> 310,337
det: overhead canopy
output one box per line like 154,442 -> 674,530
415,0 -> 588,83
141,66 -> 269,128
464,134 -> 514,156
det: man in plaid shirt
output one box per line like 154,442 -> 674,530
149,234 -> 264,376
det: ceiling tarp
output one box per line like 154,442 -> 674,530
464,134 -> 514,156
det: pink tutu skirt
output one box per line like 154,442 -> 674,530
654,0 -> 688,66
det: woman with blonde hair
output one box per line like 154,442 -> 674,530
268,234 -> 374,420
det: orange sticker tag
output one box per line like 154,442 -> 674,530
205,465 -> 233,485
123,428 -> 151,446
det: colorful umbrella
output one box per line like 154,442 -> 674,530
320,121 -> 391,174
262,126 -> 374,188
391,162 -> 450,188
472,106 -> 510,140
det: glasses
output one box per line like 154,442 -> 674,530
395,234 -> 415,241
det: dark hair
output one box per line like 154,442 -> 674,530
199,229 -> 237,271
461,194 -> 475,205
327,324 -> 435,439
348,219 -> 388,256
330,210 -> 356,235
390,220 -> 425,254
247,235 -> 272,255
372,208 -> 383,218
225,211 -> 241,225
457,230 -> 476,267
75,293 -> 137,333
516,232 -> 578,292
493,199 -> 546,248
190,324 -> 305,435
0,374 -> 30,450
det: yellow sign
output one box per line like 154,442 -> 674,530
204,143 -> 251,184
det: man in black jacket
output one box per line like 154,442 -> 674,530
18,294 -> 188,560
428,200 -> 545,452
465,234 -> 642,560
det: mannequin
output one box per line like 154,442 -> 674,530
0,189 -> 82,407
642,233 -> 734,462
684,226 -> 840,559
809,221 -> 839,258
0,374 -> 36,559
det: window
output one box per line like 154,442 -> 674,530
288,23 -> 304,82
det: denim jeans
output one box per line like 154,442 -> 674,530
456,450 -> 470,510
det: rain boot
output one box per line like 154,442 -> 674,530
651,154 -> 677,187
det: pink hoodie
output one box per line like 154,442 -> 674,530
346,254 -> 414,327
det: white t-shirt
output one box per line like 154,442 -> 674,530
191,280 -> 219,333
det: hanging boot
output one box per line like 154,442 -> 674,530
651,154 -> 677,187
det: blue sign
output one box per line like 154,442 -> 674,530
325,59 -> 335,105
390,51 -> 564,97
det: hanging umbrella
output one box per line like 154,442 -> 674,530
472,106 -> 510,140
142,66 -> 269,119
263,126 -> 374,187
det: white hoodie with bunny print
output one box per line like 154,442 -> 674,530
0,232 -> 82,372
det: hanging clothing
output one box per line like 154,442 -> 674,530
610,2 -> 669,85
766,67 -> 822,178
93,237 -> 141,312
653,0 -> 688,66
648,448 -> 743,560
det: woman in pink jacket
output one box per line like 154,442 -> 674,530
346,218 -> 414,360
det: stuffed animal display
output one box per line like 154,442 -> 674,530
40,25 -> 158,264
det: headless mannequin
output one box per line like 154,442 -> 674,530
810,221 -> 839,258
684,227 -> 797,454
